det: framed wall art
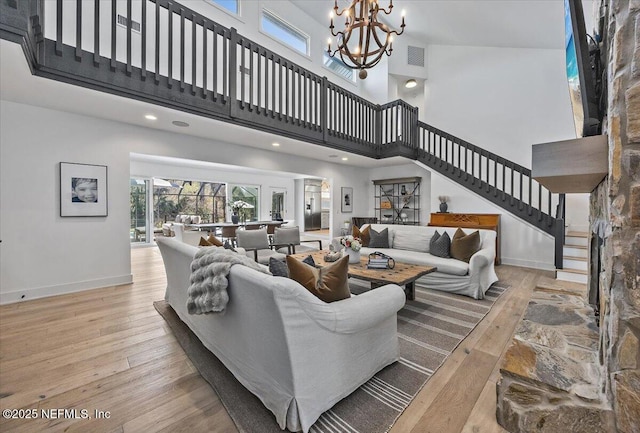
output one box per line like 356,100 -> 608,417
341,187 -> 353,213
60,162 -> 108,217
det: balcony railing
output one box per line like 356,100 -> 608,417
0,0 -> 565,268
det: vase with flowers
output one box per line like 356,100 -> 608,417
438,195 -> 449,213
228,200 -> 249,224
340,235 -> 362,264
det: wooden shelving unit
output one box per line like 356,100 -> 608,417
373,177 -> 421,225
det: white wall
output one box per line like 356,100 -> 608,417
421,162 -> 555,270
0,100 -> 370,303
424,45 -> 578,168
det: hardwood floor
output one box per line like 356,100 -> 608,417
0,247 -> 560,433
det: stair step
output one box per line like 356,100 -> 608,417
565,236 -> 588,247
563,257 -> 588,271
564,245 -> 588,259
557,269 -> 588,284
566,231 -> 588,238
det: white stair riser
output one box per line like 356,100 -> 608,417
564,246 -> 588,258
557,271 -> 588,284
565,236 -> 588,247
563,259 -> 588,271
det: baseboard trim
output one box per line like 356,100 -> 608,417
0,274 -> 134,305
501,258 -> 556,272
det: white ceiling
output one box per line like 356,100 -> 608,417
293,0 -> 594,50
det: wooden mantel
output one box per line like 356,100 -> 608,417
428,213 -> 501,265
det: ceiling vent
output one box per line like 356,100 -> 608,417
407,46 -> 425,67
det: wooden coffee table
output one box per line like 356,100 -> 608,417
290,250 -> 436,300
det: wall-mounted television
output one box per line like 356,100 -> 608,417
564,0 -> 602,137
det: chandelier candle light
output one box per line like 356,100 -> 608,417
328,0 -> 406,79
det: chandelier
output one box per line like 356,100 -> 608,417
327,0 -> 406,79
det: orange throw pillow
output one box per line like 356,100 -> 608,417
286,255 -> 350,303
206,234 -> 224,247
450,228 -> 481,263
353,225 -> 371,247
199,237 -> 213,247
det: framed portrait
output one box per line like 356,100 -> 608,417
341,187 -> 353,213
60,162 -> 108,217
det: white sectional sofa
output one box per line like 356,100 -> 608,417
353,224 -> 499,299
155,237 -> 406,432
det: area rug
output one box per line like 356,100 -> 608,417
153,281 -> 509,433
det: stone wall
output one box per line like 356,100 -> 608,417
590,0 -> 640,432
496,284 -> 615,432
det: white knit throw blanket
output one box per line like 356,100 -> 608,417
187,247 -> 271,314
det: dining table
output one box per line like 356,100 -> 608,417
185,220 -> 288,232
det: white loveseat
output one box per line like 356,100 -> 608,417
155,237 -> 406,432
351,224 -> 499,299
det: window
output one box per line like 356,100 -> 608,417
229,185 -> 259,222
323,53 -> 355,82
261,10 -> 309,55
154,180 -> 228,225
207,0 -> 238,15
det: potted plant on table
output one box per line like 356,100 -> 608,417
228,200 -> 249,224
438,196 -> 450,213
340,235 -> 362,264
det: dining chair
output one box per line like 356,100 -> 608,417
220,225 -> 239,247
273,226 -> 323,254
236,229 -> 287,264
244,223 -> 262,230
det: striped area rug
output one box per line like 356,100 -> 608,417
308,282 -> 509,433
154,282 -> 508,433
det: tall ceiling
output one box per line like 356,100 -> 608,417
0,0 -> 594,171
292,0 -> 595,50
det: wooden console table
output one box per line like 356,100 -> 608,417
428,213 -> 501,265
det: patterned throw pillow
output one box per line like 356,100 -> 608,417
352,225 -> 371,247
269,257 -> 289,277
286,255 -> 350,303
450,228 -> 481,263
429,230 -> 451,258
368,227 -> 389,248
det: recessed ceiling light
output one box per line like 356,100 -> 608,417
172,120 -> 189,127
145,114 -> 157,120
342,157 -> 349,161
405,79 -> 417,89
272,142 -> 280,147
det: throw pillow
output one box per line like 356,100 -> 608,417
450,228 -> 481,263
352,225 -> 371,247
269,257 -> 289,277
206,234 -> 224,247
429,230 -> 451,258
269,255 -> 315,278
199,237 -> 213,247
392,229 -> 431,253
286,255 -> 350,303
368,227 -> 389,248
223,240 -> 237,252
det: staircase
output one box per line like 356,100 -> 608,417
557,231 -> 589,284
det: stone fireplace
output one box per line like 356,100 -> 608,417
496,0 -> 640,431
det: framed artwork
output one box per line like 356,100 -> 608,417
60,162 -> 108,217
341,187 -> 353,213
